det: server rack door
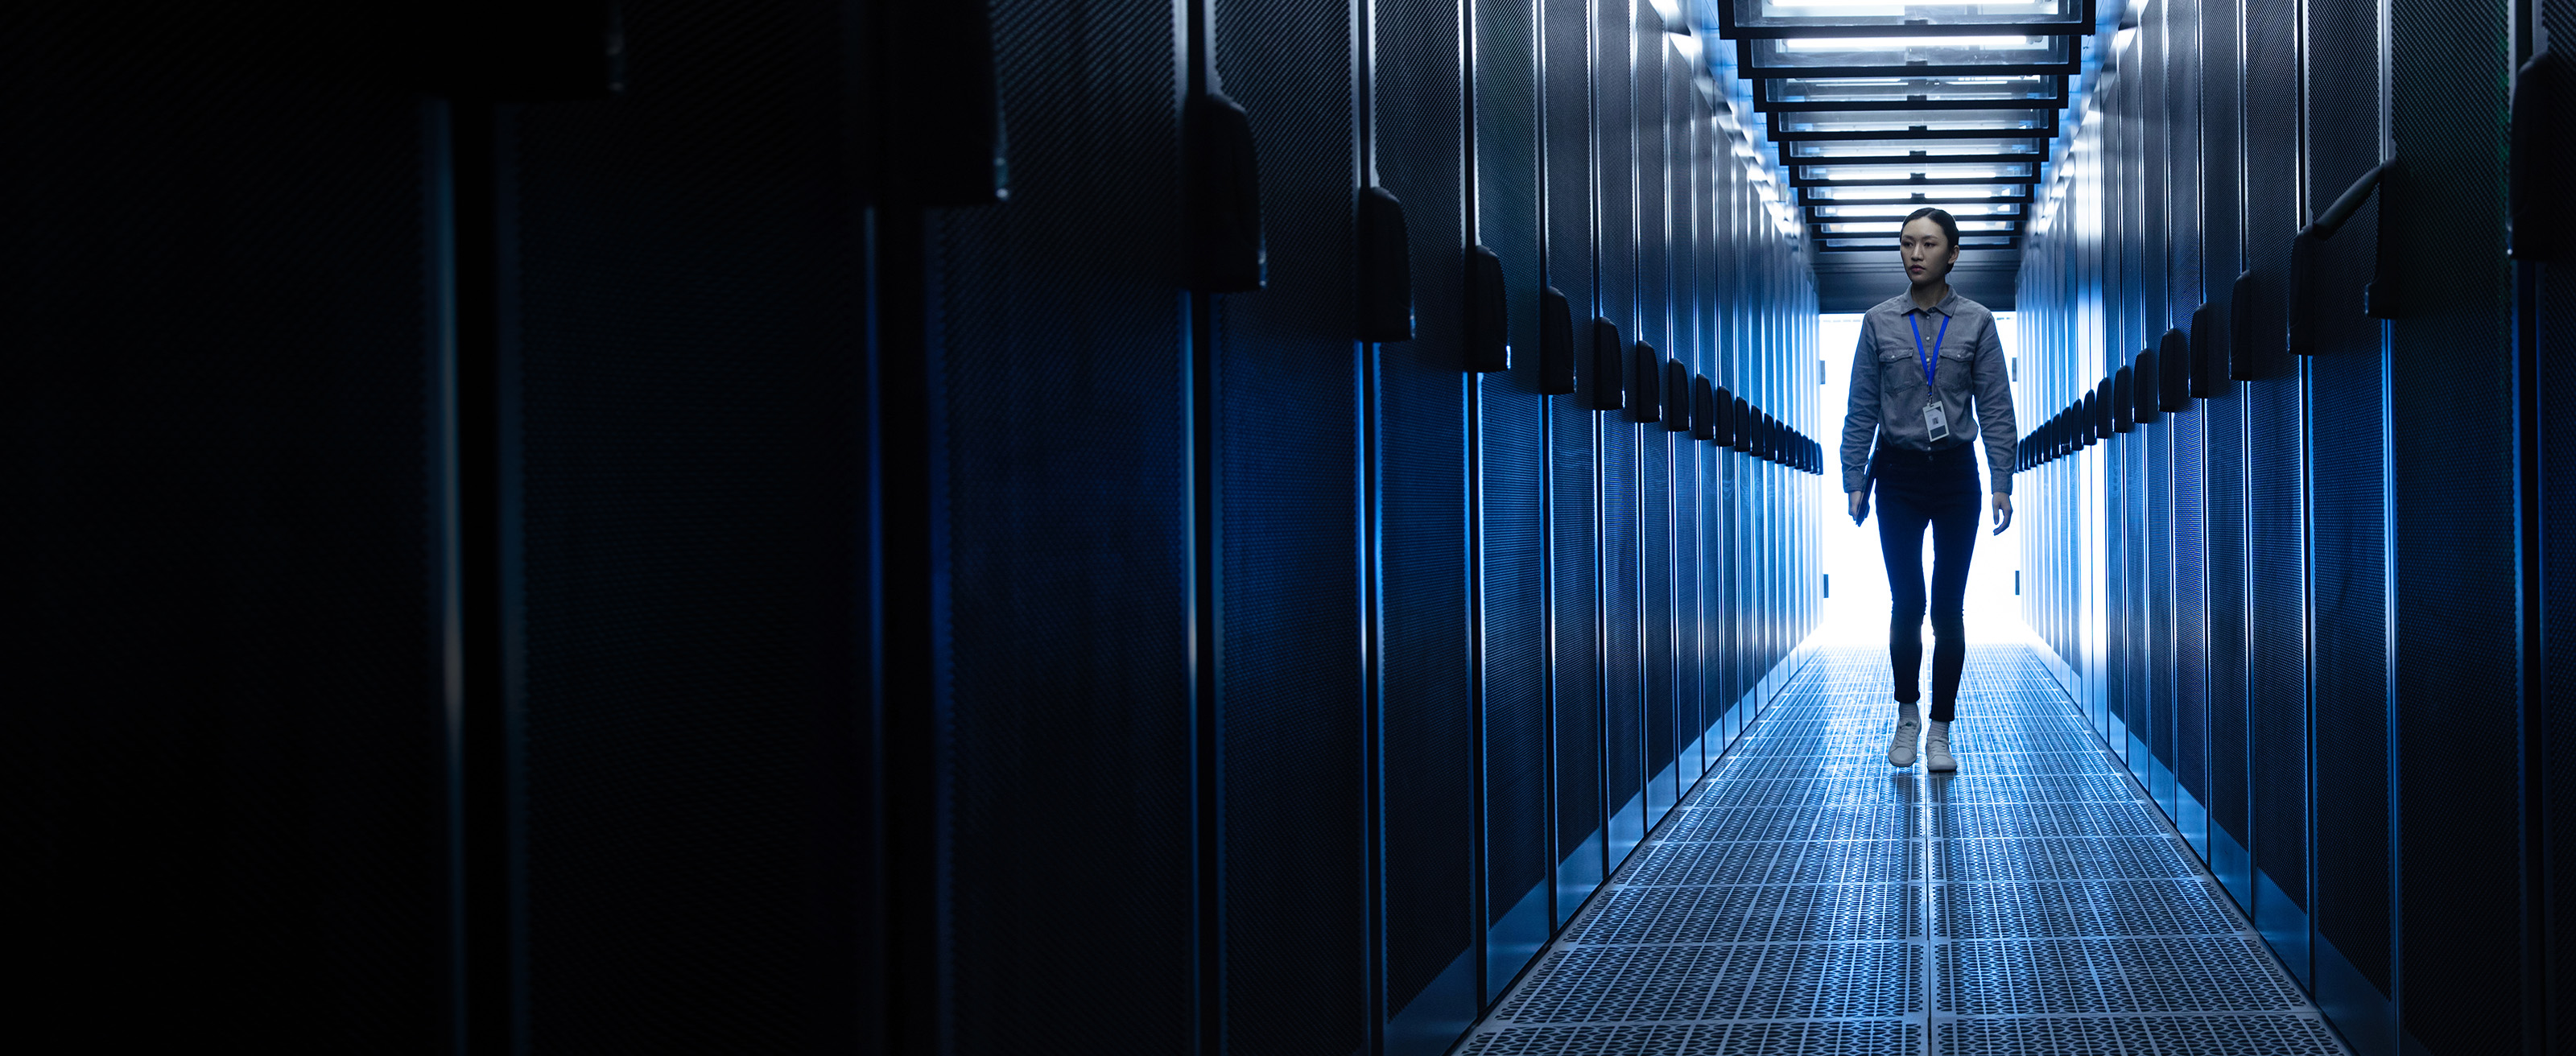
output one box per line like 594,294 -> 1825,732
2102,75 -> 2130,759
1736,179 -> 1757,735
2303,0 -> 2395,1036
2541,6 -> 2576,1050
1470,0 -> 1554,1006
2387,0 -> 2529,1050
1539,0 -> 1607,927
2242,0 -> 2313,984
1716,173 -> 1744,743
2198,0 -> 2257,912
906,2 -> 1197,1051
2120,76 -> 2144,777
1674,75 -> 1707,774
14,10 -> 450,1047
1594,0 -> 1647,864
2144,3 -> 2180,823
1634,14 -> 1678,831
2128,75 -> 2156,786
1370,0 -> 1479,1048
2164,0 -> 2214,864
1690,92 -> 1716,757
1206,2 -> 1371,1053
515,2 -> 936,1049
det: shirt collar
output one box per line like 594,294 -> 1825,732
1904,291 -> 1961,318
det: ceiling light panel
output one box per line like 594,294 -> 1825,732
1808,201 -> 2025,217
1814,220 -> 2021,234
1714,0 -> 2094,39
1798,183 -> 2034,201
1736,35 -> 2080,76
1795,162 -> 2036,180
1770,108 -> 2060,139
1757,74 -> 2064,110
1817,234 -> 2019,251
1783,138 -> 2046,161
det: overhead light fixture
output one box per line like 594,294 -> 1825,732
1715,0 -> 2088,40
1777,35 -> 2050,51
1736,34 -> 2080,78
1809,202 -> 2022,217
1797,162 -> 2036,180
1814,220 -> 2019,234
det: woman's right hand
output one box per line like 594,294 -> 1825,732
1848,489 -> 1869,526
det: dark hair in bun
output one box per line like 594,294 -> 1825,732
1902,207 -> 1962,251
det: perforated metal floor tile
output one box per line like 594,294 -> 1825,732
1623,839 -> 1922,887
1713,756 -> 1918,782
1918,752 -> 2117,776
1574,883 -> 1920,945
1461,1021 -> 1922,1055
1939,936 -> 2310,1015
1934,836 -> 2202,882
1930,773 -> 2138,804
1936,730 -> 2099,753
1935,879 -> 2245,939
1659,804 -> 1918,843
1930,802 -> 2173,839
1494,942 -> 1925,1024
1693,777 -> 1917,810
1936,1015 -> 2345,1054
1458,646 -> 2343,1054
1735,738 -> 1889,760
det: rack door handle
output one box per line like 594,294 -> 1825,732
2157,327 -> 2189,412
2289,159 -> 2394,352
1186,92 -> 1264,292
1663,360 -> 1690,431
1465,246 -> 1508,371
1538,287 -> 1576,394
2512,48 -> 2563,261
1631,342 -> 1662,425
2186,304 -> 2217,400
1356,188 -> 1413,342
1589,319 -> 1624,411
2114,364 -> 2136,432
872,2 -> 1004,206
2227,270 -> 2259,380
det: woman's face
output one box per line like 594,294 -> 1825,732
1900,217 -> 1959,287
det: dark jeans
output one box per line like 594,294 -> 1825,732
1872,443 -> 1981,722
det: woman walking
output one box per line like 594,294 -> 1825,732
1839,208 -> 2017,773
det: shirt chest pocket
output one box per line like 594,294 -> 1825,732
1878,346 -> 1925,396
1880,332 -> 1974,401
1934,345 -> 1975,394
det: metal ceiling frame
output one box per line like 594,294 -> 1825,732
1711,0 -> 2098,40
1752,74 -> 2068,113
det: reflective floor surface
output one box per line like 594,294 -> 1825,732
1459,644 -> 2345,1055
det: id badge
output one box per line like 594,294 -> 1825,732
1922,400 -> 1951,443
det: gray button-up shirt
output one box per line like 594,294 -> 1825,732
1839,290 -> 2017,496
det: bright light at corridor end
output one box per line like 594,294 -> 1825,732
1814,311 -> 2027,646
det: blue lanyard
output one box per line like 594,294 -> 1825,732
1907,311 -> 1949,390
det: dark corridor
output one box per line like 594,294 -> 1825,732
10,2 -> 2574,1055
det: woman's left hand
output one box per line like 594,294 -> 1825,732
1992,493 -> 2013,535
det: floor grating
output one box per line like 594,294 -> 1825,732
1458,643 -> 2347,1055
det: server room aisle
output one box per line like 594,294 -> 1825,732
1457,645 -> 2343,1055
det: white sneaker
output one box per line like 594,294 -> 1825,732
1925,720 -> 1957,773
1887,706 -> 1922,768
